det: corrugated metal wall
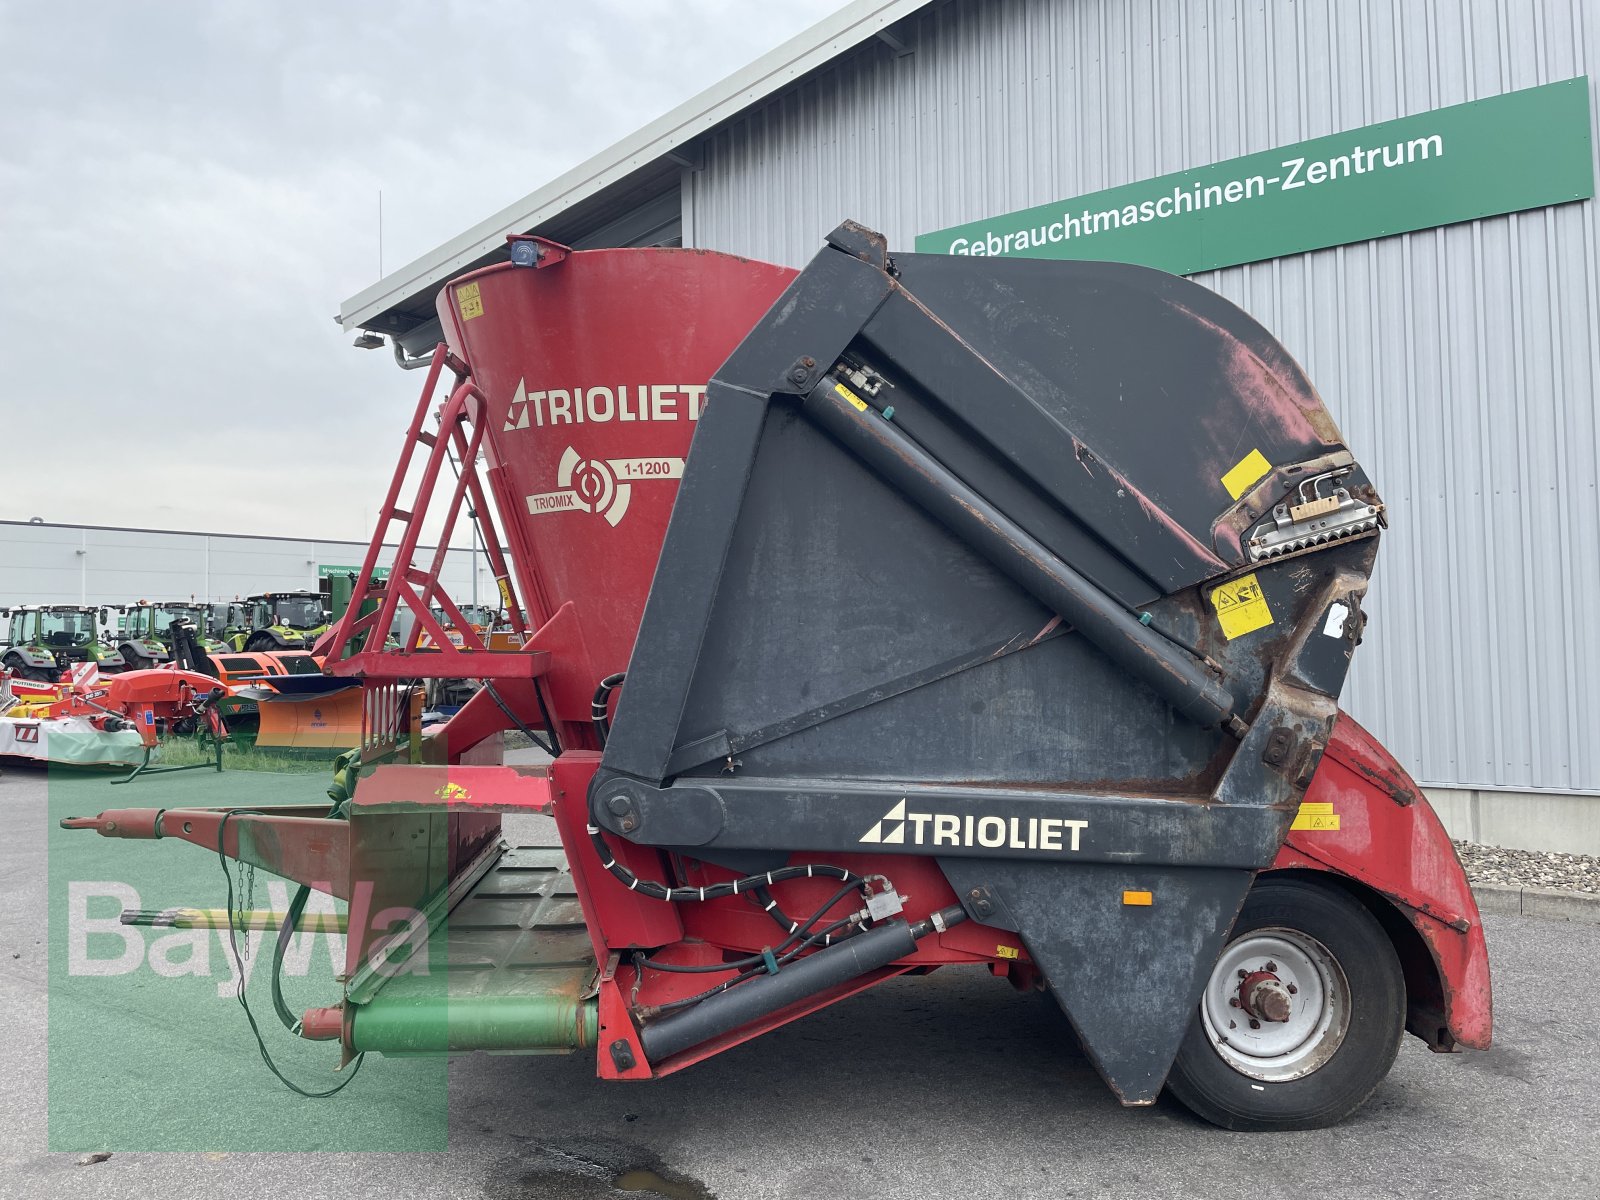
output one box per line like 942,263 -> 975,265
0,522 -> 480,611
683,0 -> 1600,796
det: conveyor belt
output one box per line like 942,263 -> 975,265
350,846 -> 598,1055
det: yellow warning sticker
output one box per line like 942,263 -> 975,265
457,281 -> 485,322
995,944 -> 1020,960
1291,801 -> 1341,832
497,578 -> 513,610
1221,448 -> 1272,500
834,381 -> 868,412
1211,572 -> 1274,640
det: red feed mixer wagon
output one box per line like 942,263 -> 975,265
66,222 -> 1490,1130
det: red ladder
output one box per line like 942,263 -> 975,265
319,345 -> 541,681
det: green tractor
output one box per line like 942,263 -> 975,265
218,601 -> 250,650
1,605 -> 118,682
320,571 -> 403,654
115,601 -> 230,670
223,592 -> 331,654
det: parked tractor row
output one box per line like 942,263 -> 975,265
1,591 -> 506,769
2,588 -> 510,682
3,579 -> 512,769
0,598 -> 295,681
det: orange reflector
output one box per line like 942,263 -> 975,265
1122,890 -> 1154,906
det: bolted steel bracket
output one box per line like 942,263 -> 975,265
609,1039 -> 637,1072
785,355 -> 818,389
966,886 -> 996,920
504,233 -> 571,269
1262,727 -> 1294,768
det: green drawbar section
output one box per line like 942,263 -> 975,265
350,994 -> 599,1054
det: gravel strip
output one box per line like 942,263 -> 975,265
1454,840 -> 1600,895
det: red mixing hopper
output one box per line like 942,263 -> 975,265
436,242 -> 794,742
315,240 -> 794,749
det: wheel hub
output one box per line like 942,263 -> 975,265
1199,928 -> 1352,1082
1239,970 -> 1293,1023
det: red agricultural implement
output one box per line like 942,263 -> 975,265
65,224 -> 1489,1130
9,662 -> 222,734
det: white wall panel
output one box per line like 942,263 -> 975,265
0,522 -> 480,613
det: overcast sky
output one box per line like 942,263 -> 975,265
0,0 -> 843,542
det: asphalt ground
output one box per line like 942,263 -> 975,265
2,760 -> 1597,1200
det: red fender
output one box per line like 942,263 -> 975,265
1271,712 -> 1492,1051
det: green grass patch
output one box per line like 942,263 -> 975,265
154,736 -> 348,775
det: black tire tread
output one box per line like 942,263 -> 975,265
1165,875 -> 1405,1132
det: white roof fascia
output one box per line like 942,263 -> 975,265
338,0 -> 931,330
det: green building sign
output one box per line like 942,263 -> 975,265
318,563 -> 389,579
916,77 -> 1593,274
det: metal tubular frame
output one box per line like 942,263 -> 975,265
319,345 -> 533,681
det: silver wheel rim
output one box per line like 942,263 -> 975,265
1199,927 -> 1350,1082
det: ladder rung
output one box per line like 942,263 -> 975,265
390,509 -> 412,524
417,431 -> 437,447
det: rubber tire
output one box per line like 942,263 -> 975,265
1165,876 -> 1405,1132
121,650 -> 149,672
6,653 -> 57,683
244,633 -> 278,654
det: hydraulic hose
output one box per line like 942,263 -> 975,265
591,672 -> 625,746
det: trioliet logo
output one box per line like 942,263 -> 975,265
503,378 -> 707,430
859,799 -> 1087,852
507,377 -> 696,527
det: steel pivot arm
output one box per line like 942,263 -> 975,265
60,806 -> 352,898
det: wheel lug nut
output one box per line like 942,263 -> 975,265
1229,997 -> 1239,1008
1249,1018 -> 1260,1030
1237,969 -> 1248,979
1265,961 -> 1277,972
1286,983 -> 1297,995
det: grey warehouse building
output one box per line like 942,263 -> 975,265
340,0 -> 1600,853
0,519 -> 482,612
